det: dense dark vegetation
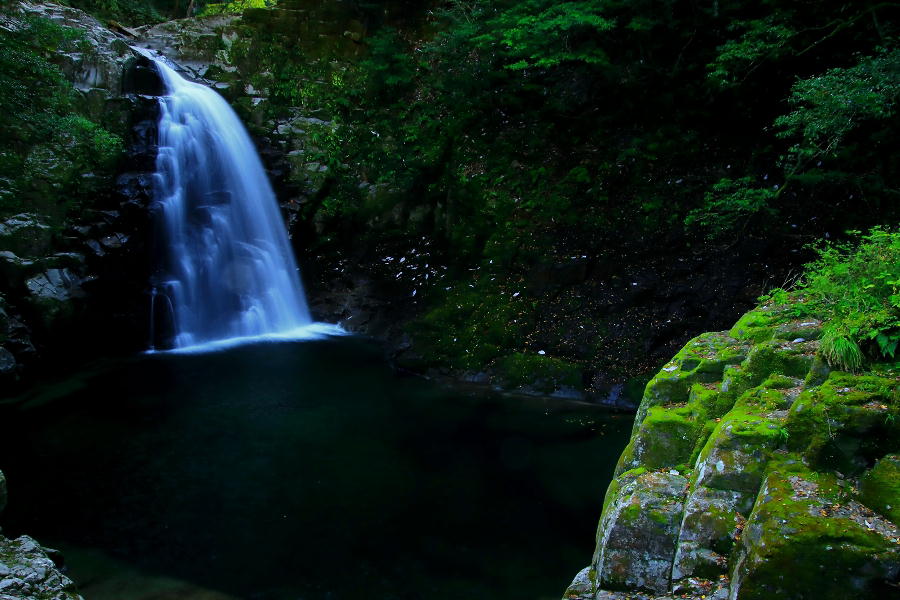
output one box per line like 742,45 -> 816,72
227,0 -> 899,390
0,15 -> 123,224
0,0 -> 897,396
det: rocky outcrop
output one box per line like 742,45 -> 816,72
0,2 -> 159,387
0,536 -> 83,600
133,6 -> 356,213
0,470 -> 83,600
17,1 -> 141,136
566,305 -> 900,599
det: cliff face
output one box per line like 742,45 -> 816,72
0,2 -> 161,388
566,305 -> 900,600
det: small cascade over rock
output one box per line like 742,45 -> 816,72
136,49 -> 333,351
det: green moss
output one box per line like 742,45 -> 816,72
729,306 -> 792,342
688,403 -> 786,494
620,467 -> 648,478
786,373 -> 900,474
408,285 -> 530,370
493,352 -> 581,393
762,374 -> 799,389
803,355 -> 831,388
633,333 -> 747,434
687,383 -> 719,414
627,405 -> 702,470
620,501 -> 641,524
722,404 -> 787,444
688,418 -> 719,467
773,320 -> 823,341
736,471 -> 899,600
746,342 -> 816,381
860,455 -> 900,524
601,468 -> 647,518
647,509 -> 670,525
600,478 -> 621,519
734,386 -> 787,411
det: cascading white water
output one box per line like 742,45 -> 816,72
139,50 -> 336,351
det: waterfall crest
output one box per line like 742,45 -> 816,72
138,50 -> 337,351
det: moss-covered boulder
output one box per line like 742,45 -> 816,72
24,268 -> 84,331
617,404 -> 702,474
632,332 -> 748,435
731,471 -> 900,600
861,455 -> 900,526
671,486 -> 745,582
786,373 -> 900,475
565,303 -> 900,600
593,470 -> 688,594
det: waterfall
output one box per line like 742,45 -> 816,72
138,50 -> 338,351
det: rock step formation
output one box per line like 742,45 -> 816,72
566,304 -> 900,600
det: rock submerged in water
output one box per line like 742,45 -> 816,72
565,305 -> 900,600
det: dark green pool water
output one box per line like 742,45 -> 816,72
0,337 -> 630,600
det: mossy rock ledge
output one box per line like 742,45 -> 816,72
564,305 -> 900,600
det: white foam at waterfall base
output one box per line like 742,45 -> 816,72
149,323 -> 349,355
136,48 -> 343,350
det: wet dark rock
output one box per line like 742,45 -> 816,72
0,252 -> 39,289
0,215 -> 53,258
0,348 -> 15,376
122,59 -> 165,96
0,535 -> 83,600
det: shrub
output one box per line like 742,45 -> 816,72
765,227 -> 900,369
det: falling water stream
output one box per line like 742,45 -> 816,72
139,50 -> 339,351
0,49 -> 635,600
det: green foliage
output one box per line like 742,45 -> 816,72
0,16 -> 79,121
227,0 -> 899,375
410,284 -> 530,370
201,0 -> 273,17
685,177 -> 778,236
688,48 -> 900,238
0,15 -> 124,220
776,50 -> 900,164
494,352 -> 581,393
819,329 -> 865,372
475,1 -> 614,70
707,18 -> 795,87
359,29 -> 417,100
798,228 -> 900,368
62,0 -> 166,25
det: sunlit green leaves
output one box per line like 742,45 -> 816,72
707,18 -> 795,87
200,0 -> 273,16
776,50 -> 900,161
802,228 -> 900,364
475,1 -> 614,70
685,177 -> 778,236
